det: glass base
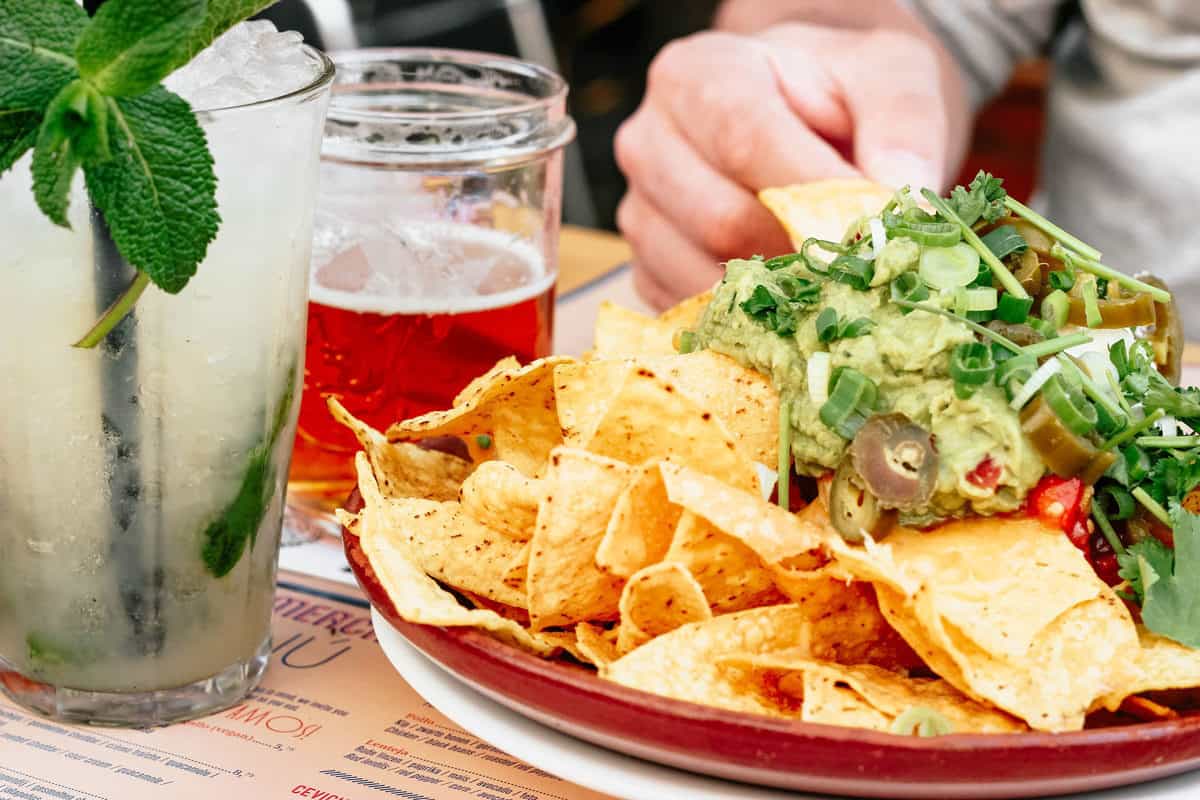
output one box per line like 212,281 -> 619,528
282,499 -> 344,546
0,636 -> 270,728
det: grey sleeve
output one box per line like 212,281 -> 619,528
904,1 -> 1064,107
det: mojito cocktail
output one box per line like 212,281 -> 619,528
0,15 -> 332,725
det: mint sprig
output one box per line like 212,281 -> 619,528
0,0 -> 277,347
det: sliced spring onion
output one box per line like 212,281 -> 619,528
475,434 -> 493,449
807,352 -> 831,405
778,397 -> 792,510
1042,374 -> 1098,436
1004,196 -> 1102,261
1049,242 -> 1171,304
890,273 -> 929,311
828,254 -> 874,291
1158,416 -> 1179,438
954,286 -> 998,315
1080,275 -> 1102,328
950,342 -> 995,399
764,252 -> 805,270
1048,270 -> 1075,291
800,237 -> 845,276
1091,503 -> 1127,556
1027,317 -> 1058,340
980,224 -> 1028,260
996,293 -> 1033,323
815,307 -> 840,343
883,214 -> 962,247
1135,435 -> 1198,448
1041,290 -> 1070,329
869,217 -> 887,261
1009,358 -> 1062,410
1100,408 -> 1165,451
1056,355 -> 1125,428
919,242 -> 980,290
1022,331 -> 1092,360
819,367 -> 878,439
922,189 -> 1028,298
1132,487 -> 1172,527
997,352 -> 1037,400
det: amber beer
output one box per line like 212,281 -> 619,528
288,223 -> 554,511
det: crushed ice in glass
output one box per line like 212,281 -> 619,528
164,21 -> 320,110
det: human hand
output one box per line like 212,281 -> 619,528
615,22 -> 967,309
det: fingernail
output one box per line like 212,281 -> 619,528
864,150 -> 942,192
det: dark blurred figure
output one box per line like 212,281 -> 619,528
261,0 -> 720,230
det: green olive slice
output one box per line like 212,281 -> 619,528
829,461 -> 897,543
849,413 -> 938,512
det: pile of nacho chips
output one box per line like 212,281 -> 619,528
335,181 -> 1200,737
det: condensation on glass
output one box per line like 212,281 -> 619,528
288,49 -> 576,523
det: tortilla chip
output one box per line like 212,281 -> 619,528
386,356 -> 573,476
574,623 -> 621,667
637,352 -> 779,467
352,492 -> 555,658
1101,628 -> 1200,711
659,462 -> 835,565
502,543 -> 530,595
593,302 -> 678,358
459,460 -> 542,541
658,290 -> 713,329
458,590 -> 530,625
616,562 -> 712,655
596,460 -> 681,578
718,654 -> 1025,733
604,602 -> 898,716
454,356 -> 521,407
354,453 -> 527,608
556,362 -> 758,491
526,448 -> 634,629
328,398 -> 473,501
664,511 -> 786,614
758,179 -> 894,250
830,515 -> 1140,730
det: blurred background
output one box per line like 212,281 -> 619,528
262,0 -> 1049,230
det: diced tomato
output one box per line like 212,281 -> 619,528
1090,533 -> 1123,586
966,456 -> 1002,490
1026,475 -> 1087,533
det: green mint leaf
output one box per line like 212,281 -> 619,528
0,108 -> 40,175
1140,505 -> 1200,648
75,0 -> 206,98
1118,538 -> 1173,605
202,371 -> 295,577
31,115 -> 80,227
0,0 -> 86,112
83,87 -> 219,294
185,1 -> 277,60
29,79 -> 113,226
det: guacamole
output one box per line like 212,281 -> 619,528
694,251 -> 1045,519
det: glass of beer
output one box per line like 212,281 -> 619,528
285,49 -> 576,530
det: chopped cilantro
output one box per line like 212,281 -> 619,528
1132,506 -> 1200,648
946,171 -> 1008,227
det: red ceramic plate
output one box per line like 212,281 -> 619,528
342,497 -> 1200,799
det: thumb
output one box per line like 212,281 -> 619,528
832,30 -> 950,192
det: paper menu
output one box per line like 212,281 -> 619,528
0,573 -> 610,800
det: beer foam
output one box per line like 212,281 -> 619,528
309,223 -> 553,316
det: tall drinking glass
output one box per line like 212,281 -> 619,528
0,30 -> 333,726
285,49 -> 575,527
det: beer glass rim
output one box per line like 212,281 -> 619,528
193,44 -> 336,116
322,47 -> 576,167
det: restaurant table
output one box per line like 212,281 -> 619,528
4,226 -> 1199,800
